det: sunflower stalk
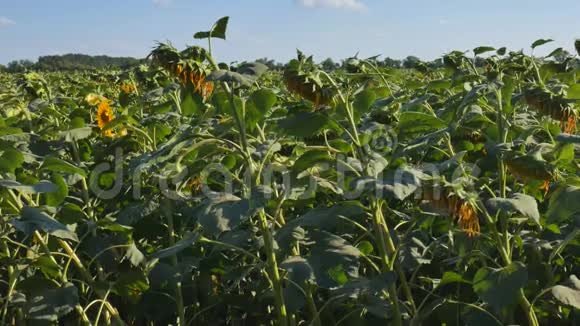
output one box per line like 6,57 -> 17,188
494,87 -> 539,326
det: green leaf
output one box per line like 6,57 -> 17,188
211,91 -> 229,114
181,91 -> 203,116
280,256 -> 315,284
58,127 -> 93,142
356,166 -> 425,200
114,269 -> 149,302
473,262 -> 528,312
45,173 -> 68,207
353,89 -> 376,118
307,230 -> 360,288
207,70 -> 253,87
531,38 -> 554,49
427,79 -> 452,91
0,148 -> 24,173
487,193 -> 540,223
246,89 -> 277,129
566,84 -> 580,100
278,111 -> 335,137
10,206 -> 79,241
292,150 -> 333,173
41,157 -> 87,178
546,47 -> 564,58
58,203 -> 86,224
556,133 -> 580,144
34,256 -> 62,279
151,101 -> 174,114
473,46 -> 495,56
334,272 -> 396,301
24,283 -> 79,321
280,256 -> 315,312
149,232 -> 199,259
196,191 -> 268,235
356,240 -> 374,256
237,62 -> 269,77
551,285 -> 580,309
398,112 -> 446,138
193,16 -> 229,40
0,180 -> 58,194
276,202 -> 365,247
438,271 -> 470,288
546,185 -> 580,223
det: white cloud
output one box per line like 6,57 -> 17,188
0,17 -> 16,27
152,0 -> 172,7
297,0 -> 367,11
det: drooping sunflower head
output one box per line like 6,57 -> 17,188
202,81 -> 214,100
456,200 -> 480,237
563,112 -> 577,134
188,176 -> 204,195
96,100 -> 115,131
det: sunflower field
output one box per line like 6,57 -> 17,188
0,17 -> 579,326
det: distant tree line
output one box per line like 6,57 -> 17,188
4,52 -> 535,74
254,55 -> 454,72
1,54 -> 142,73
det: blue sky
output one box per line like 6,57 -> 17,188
0,0 -> 579,64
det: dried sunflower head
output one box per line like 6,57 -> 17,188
456,200 -> 480,237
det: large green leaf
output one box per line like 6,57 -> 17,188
531,38 -> 554,49
0,180 -> 58,194
307,230 -> 361,288
352,166 -> 425,200
193,16 -> 229,40
10,206 -> 78,241
113,269 -> 149,302
473,262 -> 528,311
0,147 -> 24,173
207,70 -> 253,87
45,173 -> 68,206
438,271 -> 470,288
487,193 -> 540,223
551,285 -> 580,310
181,91 -> 204,116
149,233 -> 199,260
41,157 -> 87,178
292,150 -> 333,173
280,256 -> 315,312
353,89 -> 376,119
546,185 -> 580,223
473,46 -> 496,56
278,111 -> 336,137
24,283 -> 79,321
196,194 -> 252,235
58,127 -> 92,142
246,89 -> 277,129
398,112 -> 446,138
550,275 -> 580,309
276,202 -> 365,246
